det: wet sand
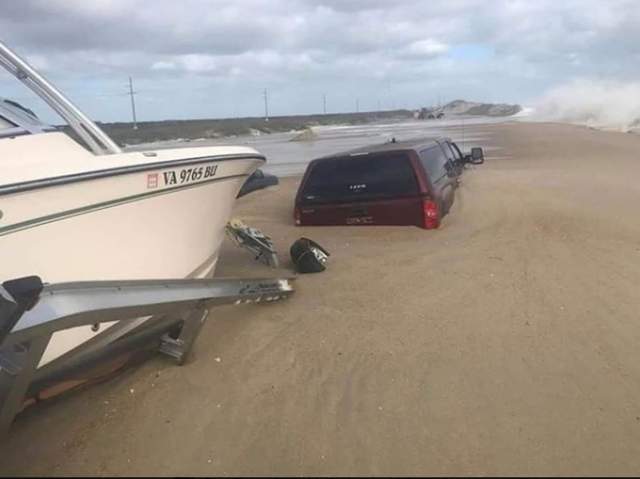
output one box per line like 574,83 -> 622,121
4,122 -> 640,476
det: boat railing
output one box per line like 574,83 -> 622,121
0,40 -> 122,155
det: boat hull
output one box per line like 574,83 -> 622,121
1,152 -> 264,365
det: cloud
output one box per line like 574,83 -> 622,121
1,0 -> 639,121
403,40 -> 450,58
151,61 -> 177,71
179,55 -> 218,73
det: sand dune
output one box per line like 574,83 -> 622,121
3,122 -> 640,476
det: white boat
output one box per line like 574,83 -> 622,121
0,41 -> 265,367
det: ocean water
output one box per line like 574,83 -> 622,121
138,116 -> 511,177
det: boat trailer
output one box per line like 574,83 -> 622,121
0,275 -> 294,437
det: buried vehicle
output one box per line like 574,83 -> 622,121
294,137 -> 484,229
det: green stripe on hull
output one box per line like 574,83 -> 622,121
0,173 -> 247,238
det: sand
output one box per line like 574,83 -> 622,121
3,122 -> 640,476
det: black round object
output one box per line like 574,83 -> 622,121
290,238 -> 330,273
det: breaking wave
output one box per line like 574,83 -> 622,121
534,79 -> 640,131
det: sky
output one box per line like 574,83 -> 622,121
1,0 -> 639,123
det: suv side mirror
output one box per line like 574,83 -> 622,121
467,147 -> 484,165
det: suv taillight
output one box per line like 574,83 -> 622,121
422,199 -> 440,229
294,206 -> 301,225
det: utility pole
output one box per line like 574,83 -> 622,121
128,76 -> 138,130
263,88 -> 269,122
356,98 -> 359,113
461,117 -> 466,151
322,93 -> 327,114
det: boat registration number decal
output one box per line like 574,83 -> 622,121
147,164 -> 218,189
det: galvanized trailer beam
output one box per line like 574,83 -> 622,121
0,276 -> 294,436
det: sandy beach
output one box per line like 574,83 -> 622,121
3,121 -> 640,476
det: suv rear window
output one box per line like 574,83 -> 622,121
301,152 -> 418,204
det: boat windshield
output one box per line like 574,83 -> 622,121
0,116 -> 14,129
0,97 -> 55,138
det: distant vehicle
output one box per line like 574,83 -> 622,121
418,108 -> 445,120
294,137 -> 484,229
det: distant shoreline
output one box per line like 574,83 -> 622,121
99,110 -> 416,146
97,101 -> 522,146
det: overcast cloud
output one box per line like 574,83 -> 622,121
1,0 -> 639,122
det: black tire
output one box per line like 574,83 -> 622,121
290,238 -> 329,273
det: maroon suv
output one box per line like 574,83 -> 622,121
294,137 -> 484,229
